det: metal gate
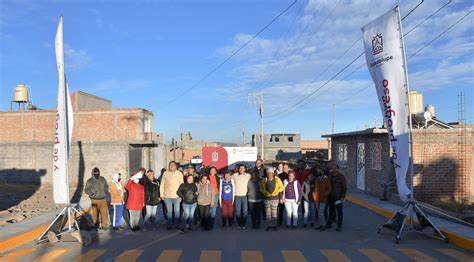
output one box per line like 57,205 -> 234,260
356,143 -> 366,191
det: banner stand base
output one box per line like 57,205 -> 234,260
377,200 -> 448,244
37,204 -> 82,244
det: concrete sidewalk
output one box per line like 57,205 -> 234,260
0,197 -> 91,253
347,190 -> 474,251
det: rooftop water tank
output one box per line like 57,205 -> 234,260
409,91 -> 423,115
13,84 -> 29,102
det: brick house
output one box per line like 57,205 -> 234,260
0,91 -> 163,195
322,127 -> 473,213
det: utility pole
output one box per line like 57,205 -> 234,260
248,92 -> 264,160
241,121 -> 245,145
332,104 -> 335,134
171,137 -> 176,162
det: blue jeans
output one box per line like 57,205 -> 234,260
209,195 -> 218,227
144,205 -> 158,224
182,203 -> 197,228
303,201 -> 316,225
164,198 -> 181,226
235,196 -> 248,227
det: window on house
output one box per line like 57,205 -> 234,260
275,136 -> 280,142
370,142 -> 382,170
288,136 -> 294,142
337,144 -> 347,167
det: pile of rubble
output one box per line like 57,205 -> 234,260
0,184 -> 58,227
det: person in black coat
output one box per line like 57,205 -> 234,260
143,170 -> 160,224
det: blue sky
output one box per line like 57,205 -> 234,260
1,0 -> 472,143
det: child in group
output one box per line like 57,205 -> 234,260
197,174 -> 215,230
219,171 -> 235,227
177,174 -> 198,232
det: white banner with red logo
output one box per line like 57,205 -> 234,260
361,6 -> 411,201
53,16 -> 74,204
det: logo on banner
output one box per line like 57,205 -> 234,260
211,151 -> 219,162
372,33 -> 383,55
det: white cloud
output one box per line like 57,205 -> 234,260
213,0 -> 473,116
64,44 -> 92,70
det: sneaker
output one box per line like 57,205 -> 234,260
303,224 -> 307,228
316,225 -> 323,230
113,227 -> 120,231
272,226 -> 278,231
336,227 -> 342,232
265,226 -> 272,231
292,225 -> 297,229
242,226 -> 246,229
311,222 -> 315,227
187,227 -> 193,231
237,226 -> 241,229
178,228 -> 185,233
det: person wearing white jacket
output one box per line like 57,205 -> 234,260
219,171 -> 235,227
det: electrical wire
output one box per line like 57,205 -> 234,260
157,0 -> 298,110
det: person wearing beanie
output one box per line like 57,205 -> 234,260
248,169 -> 263,229
197,174 -> 215,230
282,170 -> 303,228
109,172 -> 124,230
125,168 -> 145,231
232,164 -> 251,229
260,167 -> 284,231
85,167 -> 109,230
219,171 -> 235,227
160,161 -> 184,230
177,174 -> 198,232
143,170 -> 160,225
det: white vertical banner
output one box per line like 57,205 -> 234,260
53,16 -> 74,204
361,6 -> 411,201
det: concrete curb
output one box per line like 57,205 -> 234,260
346,194 -> 474,252
0,203 -> 91,254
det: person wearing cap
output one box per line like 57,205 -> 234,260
85,167 -> 109,230
125,168 -> 145,231
232,164 -> 251,229
197,174 -> 215,230
282,170 -> 303,228
177,174 -> 198,232
143,169 -> 160,225
260,167 -> 284,231
109,172 -> 124,230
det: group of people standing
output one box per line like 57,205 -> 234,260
84,159 -> 347,233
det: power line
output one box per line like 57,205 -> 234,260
265,1 -> 428,120
157,0 -> 298,110
266,2 -> 469,125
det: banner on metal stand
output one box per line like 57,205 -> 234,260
361,6 -> 411,201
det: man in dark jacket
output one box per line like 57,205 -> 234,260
277,163 -> 289,226
325,164 -> 347,231
252,159 -> 265,179
85,167 -> 109,230
144,170 -> 160,224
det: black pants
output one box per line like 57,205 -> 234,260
161,199 -> 168,220
198,204 -> 211,230
277,203 -> 285,226
249,202 -> 263,228
327,197 -> 343,227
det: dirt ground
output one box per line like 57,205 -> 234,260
0,184 -> 58,227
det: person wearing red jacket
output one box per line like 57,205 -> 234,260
125,168 -> 145,231
294,160 -> 310,185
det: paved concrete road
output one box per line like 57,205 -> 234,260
2,202 -> 473,261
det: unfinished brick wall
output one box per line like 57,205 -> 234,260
330,128 -> 473,209
0,109 -> 153,142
